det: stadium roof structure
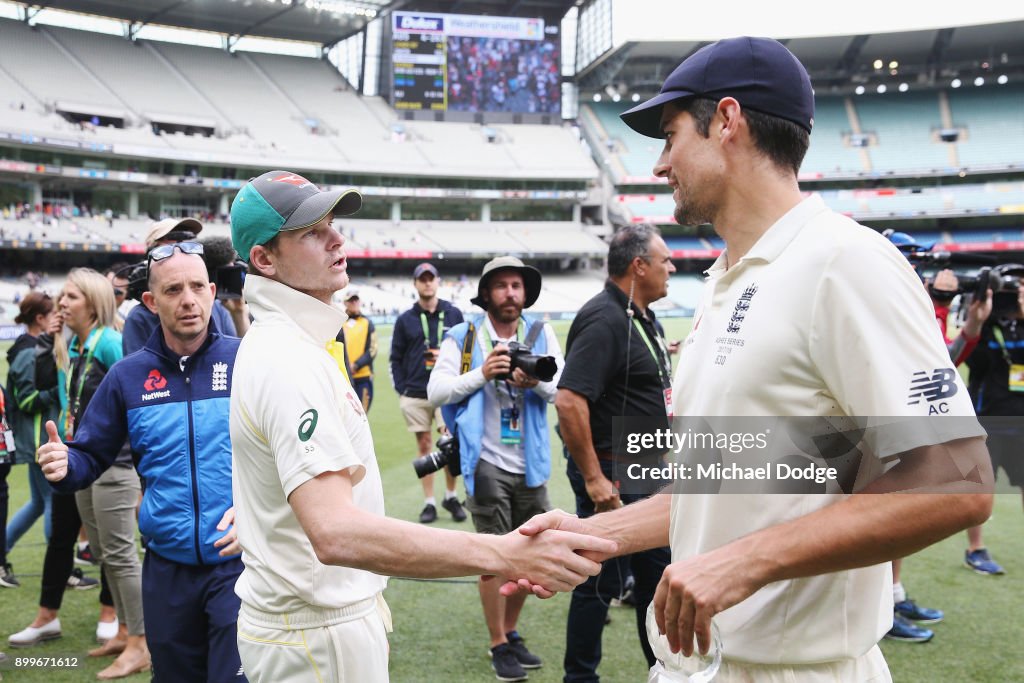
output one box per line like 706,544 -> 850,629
583,20 -> 1024,96
21,0 -> 578,46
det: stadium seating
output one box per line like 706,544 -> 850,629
616,182 -> 1024,224
584,102 -> 664,179
45,25 -> 220,125
949,84 -> 1024,169
664,236 -> 707,250
0,18 -> 597,180
853,92 -> 951,172
584,89 -> 1024,182
801,97 -> 866,175
0,21 -> 113,112
666,275 -> 705,312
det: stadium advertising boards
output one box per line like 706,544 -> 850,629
391,11 -> 560,115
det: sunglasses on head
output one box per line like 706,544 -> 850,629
148,241 -> 204,264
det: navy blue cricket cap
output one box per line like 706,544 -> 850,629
620,36 -> 814,139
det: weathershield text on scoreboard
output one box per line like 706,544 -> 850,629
392,12 -> 546,40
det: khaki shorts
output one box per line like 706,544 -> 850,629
399,395 -> 444,434
238,595 -> 391,683
466,459 -> 550,535
656,644 -> 891,683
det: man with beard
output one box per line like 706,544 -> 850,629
555,224 -> 675,682
428,257 -> 564,683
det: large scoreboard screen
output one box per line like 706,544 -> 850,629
391,12 -> 560,115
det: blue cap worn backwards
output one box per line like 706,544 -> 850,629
230,170 -> 361,263
620,37 -> 814,139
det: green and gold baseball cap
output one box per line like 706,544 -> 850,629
230,170 -> 361,263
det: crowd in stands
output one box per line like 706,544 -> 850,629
447,36 -> 561,114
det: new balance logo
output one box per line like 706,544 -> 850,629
907,368 -> 959,406
212,362 -> 228,392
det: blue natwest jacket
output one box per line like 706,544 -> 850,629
441,314 -> 551,497
53,322 -> 240,566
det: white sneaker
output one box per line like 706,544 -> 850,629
8,619 -> 62,648
96,618 -> 119,643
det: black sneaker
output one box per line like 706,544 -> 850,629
505,631 -> 542,669
442,496 -> 468,522
0,563 -> 19,588
419,503 -> 438,524
75,544 -> 98,566
66,567 -> 99,590
490,642 -> 528,682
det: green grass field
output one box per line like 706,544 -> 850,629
1,320 -> 1022,682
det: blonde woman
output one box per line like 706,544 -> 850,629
9,269 -> 149,679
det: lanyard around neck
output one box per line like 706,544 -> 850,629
420,310 -> 444,346
992,325 -> 1015,365
631,317 -> 670,385
66,326 -> 105,438
478,318 -> 525,350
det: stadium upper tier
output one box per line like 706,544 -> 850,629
614,181 -> 1024,224
584,86 -> 1024,182
0,19 -> 597,181
0,215 -> 608,257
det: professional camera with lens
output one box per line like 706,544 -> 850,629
990,264 -> 1024,317
412,433 -> 460,479
117,261 -> 150,303
496,341 -> 557,383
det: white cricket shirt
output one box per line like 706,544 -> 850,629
231,275 -> 387,612
668,195 -> 983,664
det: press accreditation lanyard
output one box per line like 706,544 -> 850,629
993,325 -> 1024,393
631,317 -> 673,416
479,319 -> 527,444
420,311 -> 444,347
65,326 -> 104,439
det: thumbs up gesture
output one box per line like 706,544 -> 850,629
38,420 -> 69,482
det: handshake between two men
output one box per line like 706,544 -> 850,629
35,413 -> 618,599
38,408 -> 732,664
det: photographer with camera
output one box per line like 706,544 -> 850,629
881,232 -> 996,640
428,256 -> 563,682
887,232 -> 1006,584
965,264 -> 1024,563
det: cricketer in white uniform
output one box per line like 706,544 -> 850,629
228,170 -> 617,683
508,37 -> 993,683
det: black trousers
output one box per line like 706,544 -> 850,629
563,457 -> 670,683
0,462 -> 10,567
39,490 -> 111,610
